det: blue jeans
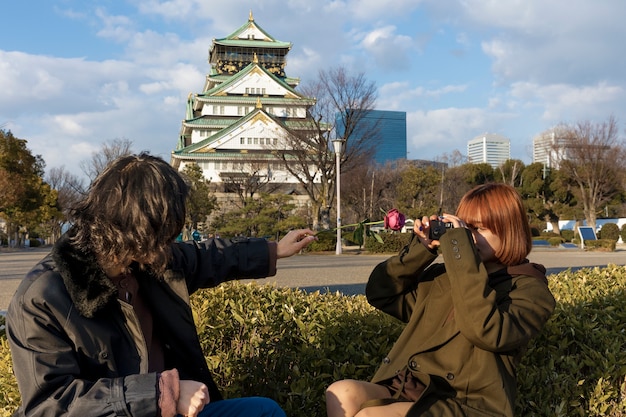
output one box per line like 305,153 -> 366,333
188,397 -> 287,417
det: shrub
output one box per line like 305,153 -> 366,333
621,224 -> 626,244
584,239 -> 617,251
191,284 -> 403,416
363,232 -> 412,253
561,229 -> 575,242
306,231 -> 336,252
599,223 -> 620,241
547,237 -> 564,246
28,239 -> 41,248
516,265 -> 626,416
2,268 -> 626,416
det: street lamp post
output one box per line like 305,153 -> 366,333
332,139 -> 345,255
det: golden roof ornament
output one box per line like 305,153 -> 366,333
253,52 -> 259,63
249,10 -> 254,22
256,97 -> 262,109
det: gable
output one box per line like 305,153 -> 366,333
236,24 -> 271,41
222,66 -> 298,98
180,110 -> 293,154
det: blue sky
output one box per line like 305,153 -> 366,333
1,0 -> 625,179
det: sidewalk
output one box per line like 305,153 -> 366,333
2,244 -> 626,315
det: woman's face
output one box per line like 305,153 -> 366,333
468,222 -> 502,265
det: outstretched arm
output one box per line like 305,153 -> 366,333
276,229 -> 317,259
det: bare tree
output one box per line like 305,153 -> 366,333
45,167 -> 85,242
280,66 -> 378,229
436,149 -> 467,168
554,116 -> 626,229
343,159 -> 418,228
47,167 -> 85,210
220,162 -> 281,205
496,159 -> 525,187
80,138 -> 134,181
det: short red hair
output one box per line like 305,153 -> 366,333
456,183 -> 532,266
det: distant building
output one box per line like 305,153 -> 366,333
467,133 -> 510,168
335,110 -> 407,165
170,12 -> 319,196
532,129 -> 571,170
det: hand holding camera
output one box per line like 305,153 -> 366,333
413,213 -> 458,249
428,218 -> 454,240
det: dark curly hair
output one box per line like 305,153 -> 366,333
69,152 -> 189,274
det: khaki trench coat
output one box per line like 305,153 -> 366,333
366,228 -> 555,417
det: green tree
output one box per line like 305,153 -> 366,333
519,163 -> 576,233
181,163 -> 217,233
213,193 -> 307,238
463,162 -> 495,186
0,130 -> 54,245
394,165 -> 441,219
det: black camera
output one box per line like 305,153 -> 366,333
429,219 -> 453,240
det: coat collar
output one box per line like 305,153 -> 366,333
51,231 -> 118,318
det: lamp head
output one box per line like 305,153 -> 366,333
332,138 -> 345,154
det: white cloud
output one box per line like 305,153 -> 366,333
95,7 -> 136,42
358,26 -> 414,70
378,81 -> 468,110
510,81 -> 625,123
408,107 -> 489,151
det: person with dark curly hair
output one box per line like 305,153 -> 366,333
7,152 -> 316,417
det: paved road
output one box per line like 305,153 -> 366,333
2,246 -> 626,313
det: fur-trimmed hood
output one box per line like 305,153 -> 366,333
51,231 -> 119,318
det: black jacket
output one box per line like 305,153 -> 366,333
7,231 -> 274,417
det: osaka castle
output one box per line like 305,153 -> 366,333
170,12 -> 318,199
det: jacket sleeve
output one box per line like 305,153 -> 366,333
169,237 -> 275,294
6,272 -> 159,417
366,233 -> 439,322
440,227 -> 556,352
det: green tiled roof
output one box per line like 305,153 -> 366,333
200,61 -> 304,98
171,150 -> 297,161
213,39 -> 291,48
212,16 -> 291,49
194,95 -> 315,106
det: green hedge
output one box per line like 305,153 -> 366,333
364,232 -> 412,253
2,265 -> 626,416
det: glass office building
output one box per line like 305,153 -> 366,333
336,110 -> 407,165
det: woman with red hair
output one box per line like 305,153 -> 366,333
326,183 -> 555,417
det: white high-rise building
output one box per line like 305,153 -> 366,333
532,129 -> 570,169
467,133 -> 510,168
